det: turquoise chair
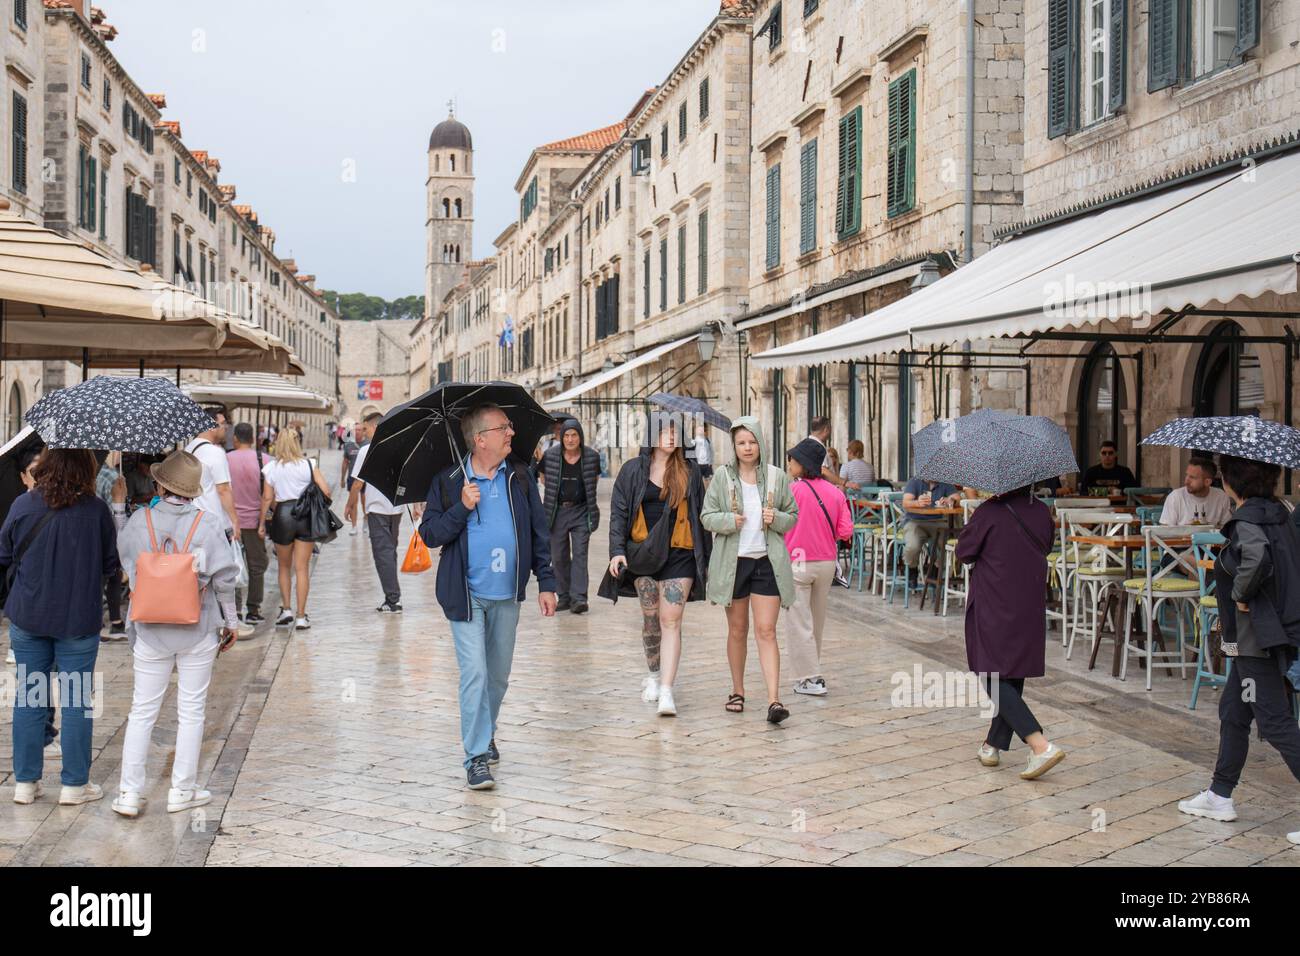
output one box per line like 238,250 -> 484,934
1189,531 -> 1227,709
884,493 -> 927,608
845,491 -> 882,591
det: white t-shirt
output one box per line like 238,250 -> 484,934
185,438 -> 233,532
694,437 -> 712,466
263,458 -> 313,503
1159,486 -> 1232,527
808,434 -> 831,470
350,443 -> 400,516
737,477 -> 767,558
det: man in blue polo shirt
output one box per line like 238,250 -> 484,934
420,403 -> 557,790
902,476 -> 962,572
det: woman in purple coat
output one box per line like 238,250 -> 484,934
955,485 -> 1066,780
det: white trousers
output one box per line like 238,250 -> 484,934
118,635 -> 219,794
786,560 -> 836,680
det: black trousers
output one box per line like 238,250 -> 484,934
1210,654 -> 1300,798
104,572 -> 123,623
983,675 -> 1044,750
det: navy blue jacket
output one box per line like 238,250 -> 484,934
0,490 -> 119,637
419,456 -> 557,623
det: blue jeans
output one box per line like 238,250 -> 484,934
449,596 -> 521,770
10,624 -> 100,786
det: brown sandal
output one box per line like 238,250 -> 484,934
725,693 -> 745,713
767,701 -> 790,725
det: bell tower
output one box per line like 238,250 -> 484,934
425,103 -> 474,318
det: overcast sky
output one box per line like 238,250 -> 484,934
104,0 -> 723,300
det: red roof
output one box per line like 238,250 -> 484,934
537,120 -> 626,153
157,120 -> 181,137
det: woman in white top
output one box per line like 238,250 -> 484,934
258,429 -> 331,630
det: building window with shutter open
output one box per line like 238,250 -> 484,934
677,224 -> 686,304
697,211 -> 708,295
1049,0 -> 1128,136
886,70 -> 916,219
699,77 -> 709,122
679,102 -> 687,141
659,237 -> 668,312
799,139 -> 817,254
835,107 -> 861,240
643,248 -> 651,318
765,164 -> 781,270
11,92 -> 26,194
660,124 -> 668,158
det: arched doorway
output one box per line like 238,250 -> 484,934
1193,321 -> 1263,418
1078,342 -> 1125,466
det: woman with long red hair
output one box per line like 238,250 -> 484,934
601,411 -> 710,716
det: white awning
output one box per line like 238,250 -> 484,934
753,149 -> 1300,369
736,258 -> 928,332
183,372 -> 333,413
544,334 -> 700,408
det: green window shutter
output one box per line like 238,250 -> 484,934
799,139 -> 817,254
697,211 -> 708,295
887,71 -> 915,218
76,145 -> 85,227
659,238 -> 667,311
677,224 -> 686,304
1108,0 -> 1128,114
1147,0 -> 1180,92
835,107 -> 861,239
99,167 -> 107,239
1233,0 -> 1260,59
11,93 -> 26,194
643,249 -> 650,318
699,77 -> 709,121
1047,0 -> 1075,137
765,164 -> 781,269
87,155 -> 97,232
679,102 -> 687,141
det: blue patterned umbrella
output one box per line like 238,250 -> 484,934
1141,416 -> 1300,468
912,409 -> 1078,494
647,392 -> 731,431
25,376 -> 216,454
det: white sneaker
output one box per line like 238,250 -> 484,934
793,678 -> 827,696
13,781 -> 42,804
657,686 -> 677,717
349,526 -> 358,536
1177,789 -> 1238,822
59,782 -> 104,806
5,647 -> 13,665
294,616 -> 311,630
111,791 -> 146,818
978,744 -> 1000,767
167,788 -> 212,813
1019,742 -> 1065,780
236,622 -> 255,639
275,609 -> 294,626
1287,830 -> 1299,846
641,674 -> 660,703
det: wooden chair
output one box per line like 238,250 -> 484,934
1120,525 -> 1201,691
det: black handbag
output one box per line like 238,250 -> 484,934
291,484 -> 343,544
0,509 -> 56,607
625,503 -> 674,577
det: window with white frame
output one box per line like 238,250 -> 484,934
1192,0 -> 1238,79
1082,0 -> 1110,125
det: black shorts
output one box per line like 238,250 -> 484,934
733,555 -> 779,599
699,465 -> 714,479
269,500 -> 314,546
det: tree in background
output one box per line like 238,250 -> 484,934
322,290 -> 424,322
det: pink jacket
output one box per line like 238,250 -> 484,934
785,478 -> 853,562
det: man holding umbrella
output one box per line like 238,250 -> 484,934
420,403 -> 557,790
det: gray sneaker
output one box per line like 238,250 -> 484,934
466,756 -> 495,790
487,739 -> 500,765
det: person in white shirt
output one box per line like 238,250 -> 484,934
345,411 -> 407,613
258,429 -> 332,630
1160,457 -> 1233,527
184,407 -> 239,535
693,425 -> 714,480
807,415 -> 847,490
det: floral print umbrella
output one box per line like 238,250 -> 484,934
1141,416 -> 1300,468
25,376 -> 217,454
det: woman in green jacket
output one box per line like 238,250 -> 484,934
701,416 -> 798,724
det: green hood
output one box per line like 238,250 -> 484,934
726,415 -> 770,473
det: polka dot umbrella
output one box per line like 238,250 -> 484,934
24,376 -> 216,454
1140,416 -> 1300,469
912,409 -> 1079,495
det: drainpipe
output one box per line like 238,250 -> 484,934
965,0 -> 976,264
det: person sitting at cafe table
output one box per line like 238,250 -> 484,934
1079,440 -> 1136,495
1160,457 -> 1232,527
901,477 -> 964,572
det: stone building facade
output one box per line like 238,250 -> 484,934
338,318 -> 413,424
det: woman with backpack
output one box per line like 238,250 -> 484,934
112,450 -> 241,818
5,449 -> 119,807
701,417 -> 798,724
601,411 -> 709,717
258,429 -> 332,630
783,439 -> 853,699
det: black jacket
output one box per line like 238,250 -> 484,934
1217,497 -> 1300,657
601,447 -> 710,601
541,419 -> 601,533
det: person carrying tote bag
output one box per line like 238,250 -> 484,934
112,450 -> 241,819
258,428 -> 333,630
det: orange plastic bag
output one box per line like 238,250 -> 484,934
401,527 -> 432,574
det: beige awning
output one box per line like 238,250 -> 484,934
184,372 -> 334,414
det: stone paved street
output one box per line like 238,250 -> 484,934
2,451 -> 1298,867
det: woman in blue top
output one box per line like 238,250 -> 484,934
2,449 -> 119,808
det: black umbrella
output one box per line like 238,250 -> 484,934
1141,416 -> 1300,469
0,425 -> 45,527
358,381 -> 554,504
647,392 -> 731,431
25,376 -> 216,454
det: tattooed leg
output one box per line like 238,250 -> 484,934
635,576 -> 662,673
657,577 -> 692,688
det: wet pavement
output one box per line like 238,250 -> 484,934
2,450 -> 1298,866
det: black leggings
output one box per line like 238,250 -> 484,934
1211,655 -> 1300,798
982,675 -> 1044,750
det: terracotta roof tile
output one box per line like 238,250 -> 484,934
157,120 -> 181,137
537,120 -> 626,153
42,1 -> 74,9
147,93 -> 166,109
280,259 -> 297,272
218,184 -> 236,202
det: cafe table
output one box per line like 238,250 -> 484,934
904,505 -> 966,615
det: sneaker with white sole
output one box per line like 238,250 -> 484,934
978,744 -> 1000,767
657,686 -> 677,717
13,781 -> 42,804
275,609 -> 294,627
5,647 -> 14,665
294,616 -> 311,630
45,739 -> 60,756
793,678 -> 828,696
236,622 -> 255,639
1177,789 -> 1238,822
349,526 -> 358,536
111,791 -> 146,818
1287,830 -> 1299,846
1019,742 -> 1065,780
59,782 -> 104,806
641,674 -> 660,703
167,788 -> 212,813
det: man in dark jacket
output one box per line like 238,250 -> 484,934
419,403 -> 557,791
540,418 -> 601,614
1178,454 -> 1300,846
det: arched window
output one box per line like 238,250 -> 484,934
434,154 -> 440,173
1193,321 -> 1263,418
455,245 -> 461,263
454,199 -> 462,218
7,382 -> 22,441
450,154 -> 456,173
1078,342 -> 1126,466
442,198 -> 451,218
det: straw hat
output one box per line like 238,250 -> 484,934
149,450 -> 203,499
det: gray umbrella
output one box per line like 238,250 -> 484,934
912,409 -> 1078,494
1141,416 -> 1300,468
25,376 -> 216,454
647,392 -> 731,431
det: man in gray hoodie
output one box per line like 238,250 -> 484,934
540,418 -> 601,613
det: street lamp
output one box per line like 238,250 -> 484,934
697,324 -> 717,363
910,259 -> 941,292
602,356 -> 615,373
